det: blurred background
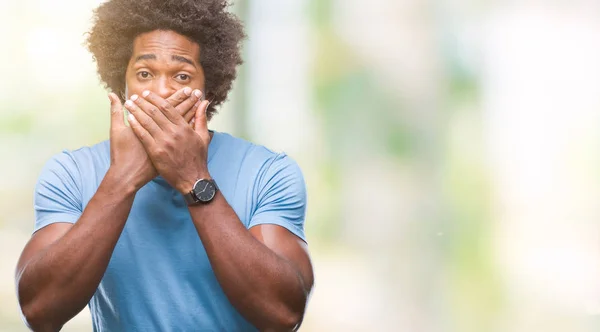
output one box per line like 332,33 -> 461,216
1,0 -> 600,331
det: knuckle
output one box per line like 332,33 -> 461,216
167,95 -> 184,107
149,107 -> 159,115
175,105 -> 186,116
139,117 -> 151,127
159,101 -> 171,111
164,137 -> 175,149
155,146 -> 167,157
166,124 -> 177,136
172,129 -> 183,140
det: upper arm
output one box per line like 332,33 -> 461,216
33,151 -> 83,232
16,223 -> 73,279
17,151 -> 83,278
249,224 -> 314,293
249,154 -> 307,240
248,154 -> 313,291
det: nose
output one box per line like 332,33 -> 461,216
153,77 -> 176,100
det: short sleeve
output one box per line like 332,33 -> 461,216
33,151 -> 83,233
249,154 -> 307,242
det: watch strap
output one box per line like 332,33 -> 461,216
183,190 -> 200,205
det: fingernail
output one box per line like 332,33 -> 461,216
184,87 -> 192,96
131,94 -> 138,102
194,90 -> 202,98
125,100 -> 134,107
142,90 -> 150,97
128,114 -> 135,122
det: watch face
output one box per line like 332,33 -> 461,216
193,179 -> 217,202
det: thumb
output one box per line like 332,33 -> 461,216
194,100 -> 210,134
108,93 -> 124,131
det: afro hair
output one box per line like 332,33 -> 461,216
86,0 -> 245,119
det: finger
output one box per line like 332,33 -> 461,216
127,112 -> 156,148
194,100 -> 210,136
142,90 -> 185,125
133,91 -> 172,130
175,89 -> 203,117
124,97 -> 162,137
166,87 -> 193,109
108,93 -> 125,132
184,99 -> 202,124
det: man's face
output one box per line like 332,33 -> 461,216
125,30 -> 205,100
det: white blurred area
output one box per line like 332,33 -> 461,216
1,0 -> 600,331
484,2 -> 600,330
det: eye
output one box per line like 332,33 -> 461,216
137,71 -> 152,79
176,74 -> 190,81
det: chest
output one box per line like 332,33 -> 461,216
102,181 -> 250,281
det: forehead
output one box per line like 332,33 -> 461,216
131,30 -> 200,62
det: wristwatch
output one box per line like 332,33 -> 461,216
183,179 -> 218,205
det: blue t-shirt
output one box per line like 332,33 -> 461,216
33,131 -> 307,331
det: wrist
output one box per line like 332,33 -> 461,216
176,168 -> 211,194
104,167 -> 141,196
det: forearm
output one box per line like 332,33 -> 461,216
189,192 -> 308,331
17,171 -> 137,331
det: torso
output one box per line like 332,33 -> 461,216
76,132 -> 270,331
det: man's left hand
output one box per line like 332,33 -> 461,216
124,89 -> 212,194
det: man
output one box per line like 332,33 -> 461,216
15,0 -> 314,331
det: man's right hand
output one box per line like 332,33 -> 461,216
107,87 -> 203,192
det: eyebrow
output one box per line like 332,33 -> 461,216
172,55 -> 195,67
134,54 -> 196,67
135,54 -> 157,62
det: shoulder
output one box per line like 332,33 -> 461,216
215,131 -> 303,181
67,140 -> 110,168
223,133 -> 308,240
38,140 -> 110,186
